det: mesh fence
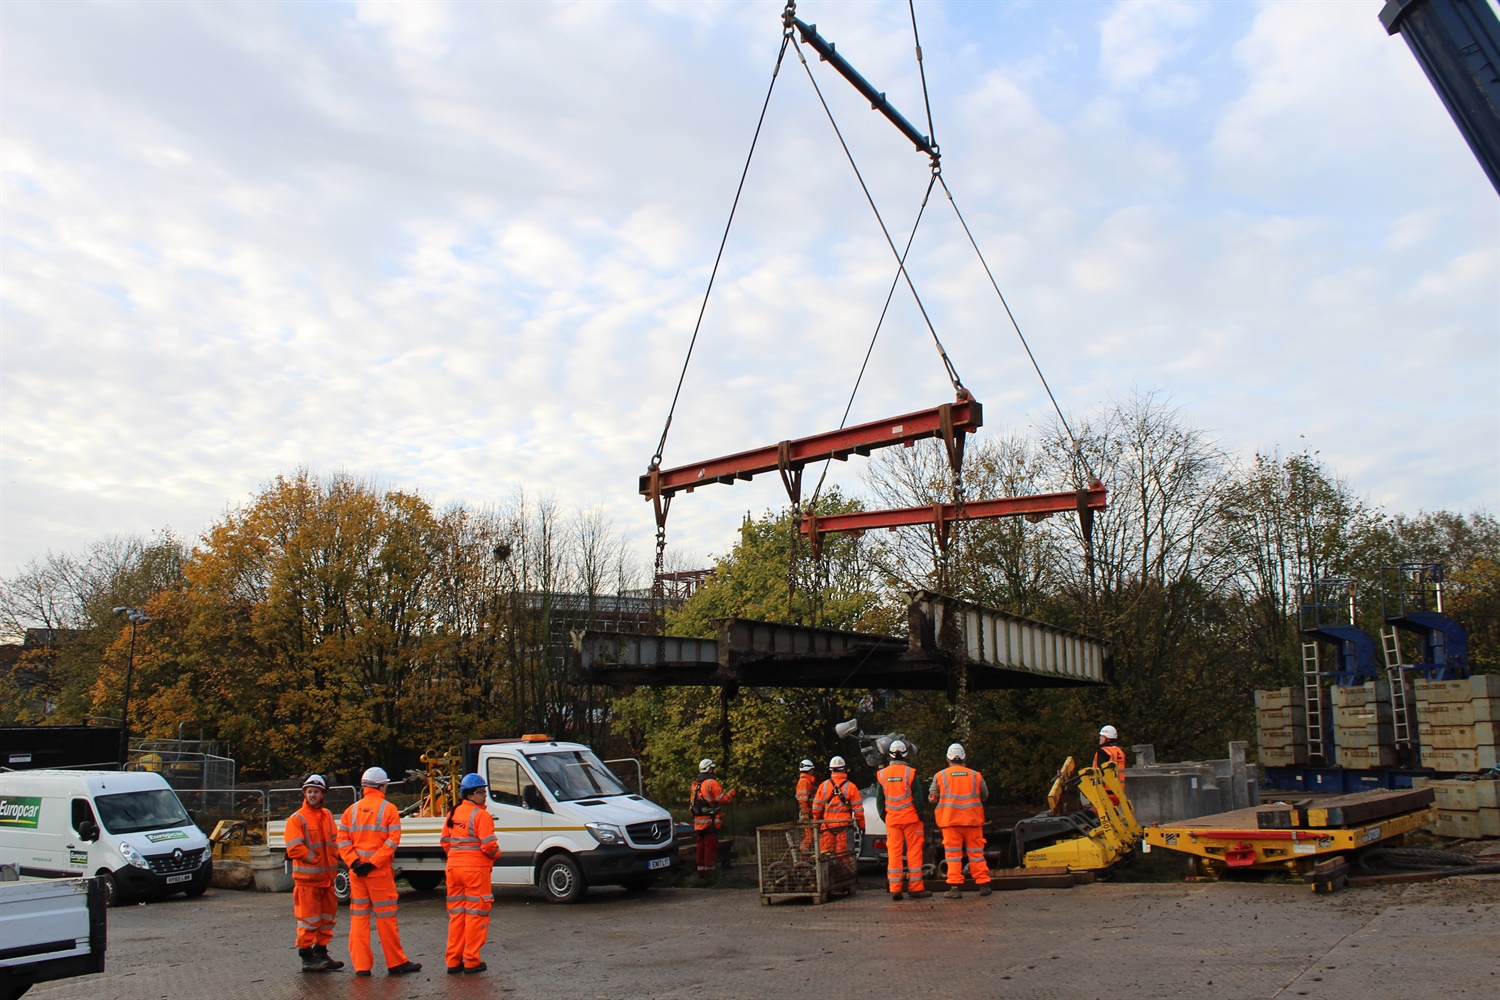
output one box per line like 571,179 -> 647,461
756,821 -> 857,903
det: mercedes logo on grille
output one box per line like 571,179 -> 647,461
649,823 -> 662,841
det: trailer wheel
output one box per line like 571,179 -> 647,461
538,853 -> 587,904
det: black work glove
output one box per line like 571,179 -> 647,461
351,861 -> 375,876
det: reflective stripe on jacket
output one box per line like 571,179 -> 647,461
795,773 -> 817,819
877,762 -> 920,826
442,800 -> 500,869
285,804 -> 339,885
812,773 -> 865,831
338,788 -> 402,870
930,766 -> 987,828
691,775 -> 734,832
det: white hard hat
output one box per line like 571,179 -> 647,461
361,766 -> 390,786
1099,725 -> 1118,740
302,774 -> 327,789
889,740 -> 908,756
699,759 -> 715,772
946,743 -> 965,761
799,759 -> 815,771
829,756 -> 847,770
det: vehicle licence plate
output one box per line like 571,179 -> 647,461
648,857 -> 671,870
166,874 -> 192,884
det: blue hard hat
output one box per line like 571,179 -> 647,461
459,772 -> 487,794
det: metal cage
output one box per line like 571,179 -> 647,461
756,822 -> 857,905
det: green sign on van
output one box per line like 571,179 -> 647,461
0,796 -> 42,828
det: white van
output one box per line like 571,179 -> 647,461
0,770 -> 212,905
269,736 -> 679,903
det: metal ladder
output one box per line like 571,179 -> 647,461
1302,642 -> 1325,763
1382,625 -> 1414,747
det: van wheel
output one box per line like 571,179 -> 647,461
334,864 -> 351,906
184,884 -> 208,898
405,872 -> 442,892
619,874 -> 655,892
538,854 -> 587,904
98,871 -> 122,907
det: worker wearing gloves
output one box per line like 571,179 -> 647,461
285,774 -> 344,972
929,744 -> 991,898
811,756 -> 864,857
877,740 -> 930,901
795,759 -> 818,853
338,767 -> 421,977
441,773 -> 500,975
690,759 -> 737,877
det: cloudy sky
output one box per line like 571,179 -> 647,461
2,0 -> 1496,582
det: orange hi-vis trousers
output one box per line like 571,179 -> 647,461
941,826 -> 990,885
292,884 -> 337,948
885,821 -> 926,893
348,869 -> 409,972
444,867 -> 494,969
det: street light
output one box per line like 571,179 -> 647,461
112,607 -> 151,768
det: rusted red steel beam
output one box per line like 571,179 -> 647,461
640,397 -> 982,500
801,483 -> 1107,548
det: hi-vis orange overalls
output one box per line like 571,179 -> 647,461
877,761 -> 925,894
931,765 -> 990,886
338,788 -> 410,973
811,771 -> 864,856
795,770 -> 818,853
691,775 -> 736,874
442,799 -> 500,971
1094,742 -> 1127,805
285,803 -> 339,949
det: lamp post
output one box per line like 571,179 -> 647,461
112,607 -> 151,768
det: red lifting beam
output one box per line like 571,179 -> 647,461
640,396 -> 982,502
801,482 -> 1107,556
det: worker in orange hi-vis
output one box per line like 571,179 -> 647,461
1094,725 -> 1127,805
811,756 -> 864,857
929,743 -> 991,899
442,773 -> 500,976
690,759 -> 737,877
338,767 -> 422,977
877,740 -> 931,901
286,774 -> 344,973
795,759 -> 818,854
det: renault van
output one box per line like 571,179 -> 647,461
0,769 -> 212,904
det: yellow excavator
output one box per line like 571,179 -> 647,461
1013,756 -> 1142,873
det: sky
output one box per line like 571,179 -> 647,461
2,0 -> 1497,583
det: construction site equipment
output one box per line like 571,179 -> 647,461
756,821 -> 857,905
1144,787 -> 1437,891
403,748 -> 462,818
1015,761 -> 1142,874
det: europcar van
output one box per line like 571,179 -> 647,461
0,769 -> 212,904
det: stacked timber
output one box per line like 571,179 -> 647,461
1331,681 -> 1397,769
1256,687 -> 1312,766
1415,777 -> 1500,839
1415,674 -> 1500,773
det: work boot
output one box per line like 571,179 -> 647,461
354,970 -> 371,977
909,889 -> 932,899
978,884 -> 993,897
890,891 -> 903,901
313,945 -> 343,971
447,966 -> 464,975
299,948 -> 332,973
387,961 -> 422,976
463,963 -> 488,975
943,887 -> 963,899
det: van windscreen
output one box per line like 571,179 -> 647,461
527,750 -> 629,801
95,789 -> 193,835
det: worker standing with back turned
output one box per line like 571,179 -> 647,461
877,740 -> 930,901
1094,725 -> 1127,805
929,743 -> 991,898
285,774 -> 344,973
442,772 -> 500,975
795,759 -> 818,854
690,758 -> 737,878
811,756 -> 865,858
338,766 -> 422,977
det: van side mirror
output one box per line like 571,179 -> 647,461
77,820 -> 99,842
522,786 -> 548,813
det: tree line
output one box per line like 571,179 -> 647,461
2,391 -> 1494,807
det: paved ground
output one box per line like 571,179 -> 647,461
29,875 -> 1500,1000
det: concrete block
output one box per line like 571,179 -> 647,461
1330,681 -> 1390,707
1257,725 -> 1307,747
1257,705 -> 1307,727
1415,675 -> 1500,703
1334,725 -> 1395,749
1259,745 -> 1310,766
1417,722 -> 1499,749
1334,703 -> 1392,725
1337,745 -> 1400,768
1429,807 -> 1500,839
1421,778 -> 1500,811
1256,687 -> 1304,710
1122,767 -> 1221,825
1420,745 -> 1500,772
1416,698 -> 1498,728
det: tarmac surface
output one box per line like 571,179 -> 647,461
28,875 -> 1500,1000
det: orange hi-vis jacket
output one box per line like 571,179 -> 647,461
877,761 -> 920,826
812,771 -> 865,831
441,800 -> 500,870
930,765 -> 987,827
690,776 -> 736,832
338,787 -> 402,872
795,772 -> 817,819
285,803 -> 339,886
1094,743 -> 1127,784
